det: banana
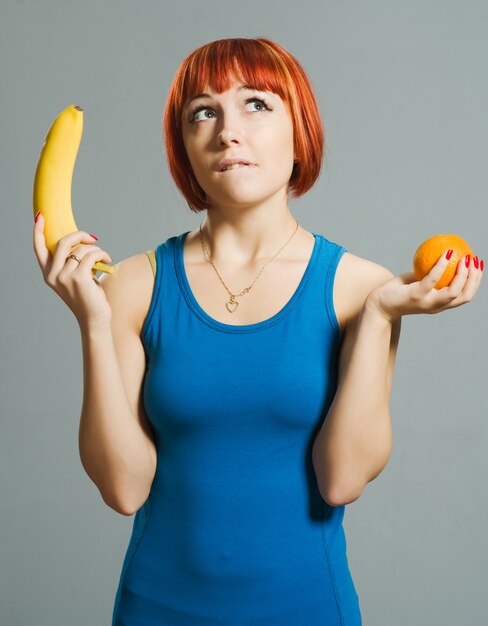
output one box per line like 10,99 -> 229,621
33,104 -> 117,275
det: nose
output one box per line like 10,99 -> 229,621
218,128 -> 241,146
216,109 -> 244,146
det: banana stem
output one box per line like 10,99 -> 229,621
92,262 -> 118,275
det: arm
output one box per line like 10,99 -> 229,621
312,302 -> 401,506
312,266 -> 401,507
78,254 -> 157,516
312,246 -> 483,507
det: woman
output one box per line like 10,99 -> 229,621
33,37 -> 483,625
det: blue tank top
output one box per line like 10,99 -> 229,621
112,230 -> 362,625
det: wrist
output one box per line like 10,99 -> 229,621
79,319 -> 112,337
364,292 -> 398,325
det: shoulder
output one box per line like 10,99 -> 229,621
334,250 -> 394,333
98,251 -> 155,334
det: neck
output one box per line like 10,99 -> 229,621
199,211 -> 300,267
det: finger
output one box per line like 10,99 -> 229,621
437,253 -> 483,307
398,271 -> 418,285
33,212 -> 50,271
460,254 -> 483,302
60,245 -> 111,277
76,249 -> 113,278
51,230 -> 100,275
419,249 -> 454,293
438,253 -> 469,298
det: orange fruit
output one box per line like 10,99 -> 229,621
413,234 -> 473,289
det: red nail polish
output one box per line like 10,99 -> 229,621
446,249 -> 453,260
474,256 -> 479,269
89,233 -> 98,240
481,259 -> 484,271
465,255 -> 470,268
34,211 -> 41,222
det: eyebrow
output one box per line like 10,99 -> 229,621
184,85 -> 267,109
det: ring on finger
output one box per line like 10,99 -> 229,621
66,254 -> 82,264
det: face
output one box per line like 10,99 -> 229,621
181,78 -> 296,209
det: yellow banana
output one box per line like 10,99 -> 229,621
33,104 -> 117,275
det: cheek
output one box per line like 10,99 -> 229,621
262,119 -> 294,150
184,139 -> 210,175
260,128 -> 294,171
183,144 -> 203,175
181,131 -> 199,166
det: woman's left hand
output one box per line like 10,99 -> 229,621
366,252 -> 484,323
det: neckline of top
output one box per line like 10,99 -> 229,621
174,230 -> 321,334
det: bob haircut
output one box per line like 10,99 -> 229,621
163,37 -> 325,213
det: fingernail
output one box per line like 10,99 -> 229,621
34,211 -> 41,223
465,255 -> 471,268
89,233 -> 99,240
446,249 -> 453,260
474,256 -> 479,269
481,259 -> 484,271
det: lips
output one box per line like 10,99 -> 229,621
219,163 -> 255,172
217,158 -> 256,172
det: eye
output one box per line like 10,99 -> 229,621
188,97 -> 272,123
188,106 -> 215,123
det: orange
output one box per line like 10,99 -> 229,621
413,234 -> 473,289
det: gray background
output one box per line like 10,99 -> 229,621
2,1 -> 487,624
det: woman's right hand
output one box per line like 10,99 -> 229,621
33,213 -> 114,330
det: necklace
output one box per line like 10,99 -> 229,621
198,219 -> 300,313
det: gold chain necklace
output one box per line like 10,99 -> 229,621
198,219 -> 300,313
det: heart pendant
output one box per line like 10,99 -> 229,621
226,300 -> 238,313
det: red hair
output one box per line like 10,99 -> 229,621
163,37 -> 325,213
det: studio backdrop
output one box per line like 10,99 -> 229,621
1,1 -> 487,625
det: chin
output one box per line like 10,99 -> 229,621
207,182 -> 289,208
209,194 -> 274,210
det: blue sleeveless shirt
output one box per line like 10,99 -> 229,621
112,231 -> 362,625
